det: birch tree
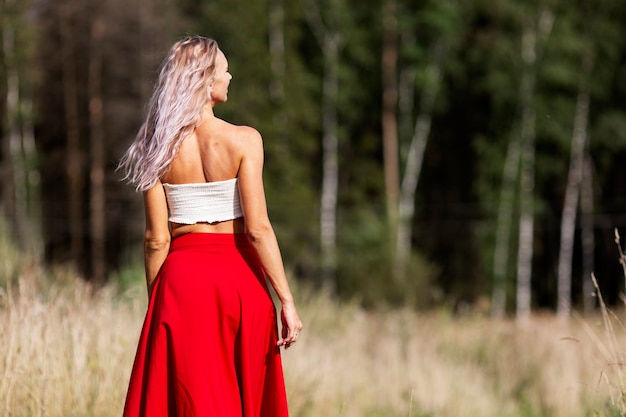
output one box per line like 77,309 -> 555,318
491,131 -> 521,317
392,0 -> 456,281
516,8 -> 553,321
492,6 -> 554,318
395,42 -> 445,279
556,53 -> 592,317
580,155 -> 594,313
302,0 -> 344,288
515,25 -> 536,321
268,0 -> 289,155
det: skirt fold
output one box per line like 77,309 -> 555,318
123,233 -> 288,417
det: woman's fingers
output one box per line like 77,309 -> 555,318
278,327 -> 301,348
278,306 -> 303,349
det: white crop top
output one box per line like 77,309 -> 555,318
162,178 -> 243,224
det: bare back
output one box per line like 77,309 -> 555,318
161,115 -> 247,237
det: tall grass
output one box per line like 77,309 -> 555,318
579,228 -> 626,417
283,291 -> 616,417
1,226 -> 624,416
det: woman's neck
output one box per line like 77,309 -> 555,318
201,105 -> 215,119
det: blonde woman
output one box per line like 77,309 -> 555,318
119,36 -> 302,417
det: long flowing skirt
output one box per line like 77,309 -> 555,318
123,233 -> 289,417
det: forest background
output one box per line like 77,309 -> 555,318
2,0 -> 626,318
3,0 -> 626,416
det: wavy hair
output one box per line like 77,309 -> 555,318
118,36 -> 220,191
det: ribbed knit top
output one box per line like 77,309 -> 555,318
163,178 -> 243,224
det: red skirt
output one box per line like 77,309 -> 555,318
123,233 -> 289,417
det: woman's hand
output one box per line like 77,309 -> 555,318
278,301 -> 303,349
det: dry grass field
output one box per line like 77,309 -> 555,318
2,233 -> 626,417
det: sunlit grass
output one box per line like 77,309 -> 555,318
283,289 -> 618,417
1,225 -> 624,416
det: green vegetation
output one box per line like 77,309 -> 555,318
1,0 -> 625,312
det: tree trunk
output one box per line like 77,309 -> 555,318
491,133 -> 521,317
516,29 -> 537,322
60,2 -> 85,267
556,62 -> 591,317
516,9 -> 553,322
516,107 -> 535,322
381,0 -> 399,253
268,0 -> 289,155
580,154 -> 595,314
397,34 -> 416,152
88,16 -> 106,283
319,35 -> 340,288
302,0 -> 342,289
395,44 -> 444,279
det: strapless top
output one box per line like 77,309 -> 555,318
162,178 -> 243,224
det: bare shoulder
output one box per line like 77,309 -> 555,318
226,123 -> 263,154
233,124 -> 262,142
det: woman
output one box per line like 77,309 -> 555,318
118,35 -> 302,417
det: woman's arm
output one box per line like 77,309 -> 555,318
143,181 -> 171,297
237,127 -> 303,348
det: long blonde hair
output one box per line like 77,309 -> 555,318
119,36 -> 220,191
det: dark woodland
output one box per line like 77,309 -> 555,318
2,0 -> 626,316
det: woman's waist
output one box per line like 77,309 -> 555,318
171,217 -> 245,237
169,231 -> 251,251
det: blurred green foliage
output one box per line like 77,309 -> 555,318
2,0 -> 626,310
